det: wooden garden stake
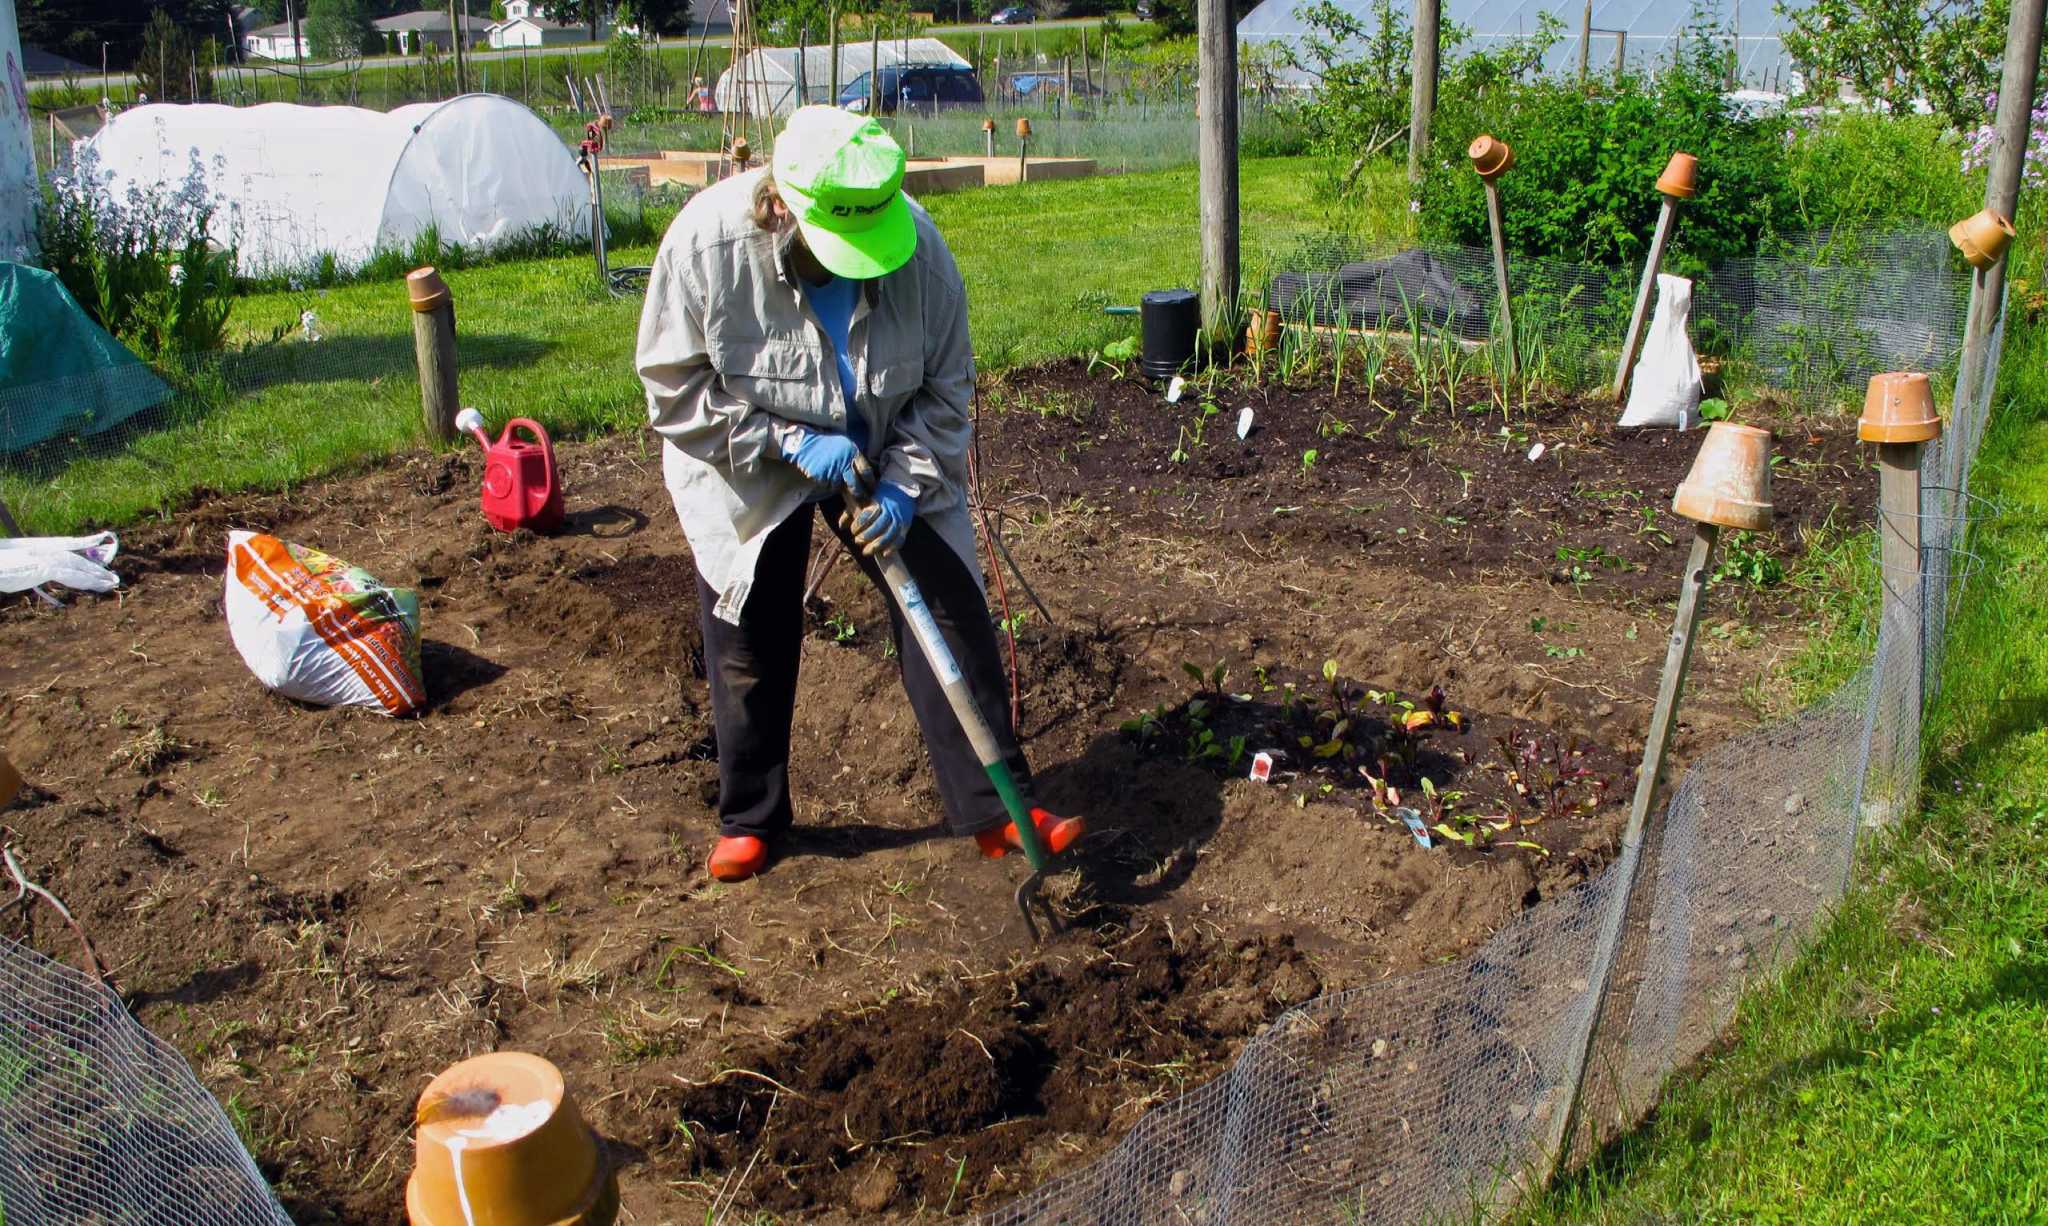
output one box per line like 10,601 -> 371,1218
1543,422 -> 1773,1183
1015,116 -> 1031,183
983,117 -> 995,158
1946,207 -> 2013,489
408,267 -> 459,444
1613,152 -> 1697,399
1858,373 -> 1944,827
1468,135 -> 1516,377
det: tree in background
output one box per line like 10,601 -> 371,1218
308,0 -> 378,57
1780,0 -> 2011,129
134,8 -> 219,101
618,0 -> 693,33
540,0 -> 607,41
20,0 -> 232,69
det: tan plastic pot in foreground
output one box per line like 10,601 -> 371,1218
1467,134 -> 1514,179
1949,207 -> 2015,270
1860,371 -> 1943,444
1654,152 -> 1698,199
406,1052 -> 617,1226
1672,422 -> 1773,530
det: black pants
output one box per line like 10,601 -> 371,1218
696,501 -> 1034,840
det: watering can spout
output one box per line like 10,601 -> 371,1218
454,407 -> 492,450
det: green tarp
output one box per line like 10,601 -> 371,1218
0,261 -> 167,454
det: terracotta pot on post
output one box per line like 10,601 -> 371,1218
1948,207 -> 2015,270
1860,371 -> 1942,444
1672,422 -> 1774,530
406,1052 -> 618,1226
982,116 -> 996,157
1466,133 -> 1514,180
1654,151 -> 1698,199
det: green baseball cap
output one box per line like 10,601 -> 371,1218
772,105 -> 917,280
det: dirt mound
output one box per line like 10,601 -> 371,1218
664,928 -> 1320,1216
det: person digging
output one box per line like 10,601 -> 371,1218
636,106 -> 1083,884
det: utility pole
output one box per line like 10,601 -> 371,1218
285,0 -> 307,92
1577,0 -> 1591,83
1197,0 -> 1239,340
1406,0 -> 1439,184
448,0 -> 469,93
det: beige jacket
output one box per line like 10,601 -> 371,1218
635,169 -> 981,624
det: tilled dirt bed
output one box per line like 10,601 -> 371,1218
0,364 -> 1868,1223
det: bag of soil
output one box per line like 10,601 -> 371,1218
1618,273 -> 1703,430
224,531 -> 426,715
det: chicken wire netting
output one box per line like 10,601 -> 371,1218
0,283 -> 2001,1226
1254,226 -> 1968,404
0,931 -> 294,1226
983,296 -> 2004,1225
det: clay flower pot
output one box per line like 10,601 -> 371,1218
1655,152 -> 1698,199
1672,422 -> 1773,530
731,137 -> 753,166
1949,207 -> 2015,270
1015,117 -> 1033,140
1860,371 -> 1942,444
1245,308 -> 1282,356
1467,134 -> 1514,180
406,1052 -> 618,1226
407,267 -> 450,314
982,118 -> 995,132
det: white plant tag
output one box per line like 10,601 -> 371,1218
1165,376 -> 1185,403
1237,407 -> 1254,439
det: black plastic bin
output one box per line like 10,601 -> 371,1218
1139,288 -> 1199,380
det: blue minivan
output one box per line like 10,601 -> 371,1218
838,64 -> 984,115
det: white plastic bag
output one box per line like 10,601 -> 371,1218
0,532 -> 121,594
224,531 -> 426,715
1618,273 -> 1703,430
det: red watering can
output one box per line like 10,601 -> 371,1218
455,408 -> 564,534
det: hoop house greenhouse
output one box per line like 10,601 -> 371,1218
716,38 -> 971,117
1238,0 -> 1803,88
85,97 -> 591,277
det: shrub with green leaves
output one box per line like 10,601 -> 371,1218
1419,61 -> 1795,269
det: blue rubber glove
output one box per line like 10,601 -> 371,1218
783,427 -> 866,494
852,482 -> 917,557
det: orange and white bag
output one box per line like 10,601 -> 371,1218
225,531 -> 426,716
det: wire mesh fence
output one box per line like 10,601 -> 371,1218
1254,226 -> 1970,404
0,931 -> 294,1226
982,298 -> 2005,1226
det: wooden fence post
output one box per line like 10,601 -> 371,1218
408,267 -> 459,443
1198,0 -> 1241,342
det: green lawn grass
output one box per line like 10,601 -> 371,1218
3,156 -> 1374,535
1514,319 -> 2048,1224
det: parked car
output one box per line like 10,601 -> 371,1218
989,5 -> 1035,23
1135,0 -> 1155,16
839,63 -> 986,115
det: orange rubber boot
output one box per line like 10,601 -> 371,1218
708,835 -> 768,882
975,808 -> 1085,859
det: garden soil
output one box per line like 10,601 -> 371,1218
0,367 -> 1870,1223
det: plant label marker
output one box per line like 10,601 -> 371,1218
1165,376 -> 1186,404
1236,407 -> 1254,439
1248,751 -> 1274,783
1859,372 -> 1943,829
1396,807 -> 1432,849
1542,421 -> 1770,1185
1613,152 -> 1696,401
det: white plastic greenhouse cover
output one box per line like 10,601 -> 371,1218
1238,0 -> 1807,87
85,96 -> 591,276
717,38 -> 970,116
